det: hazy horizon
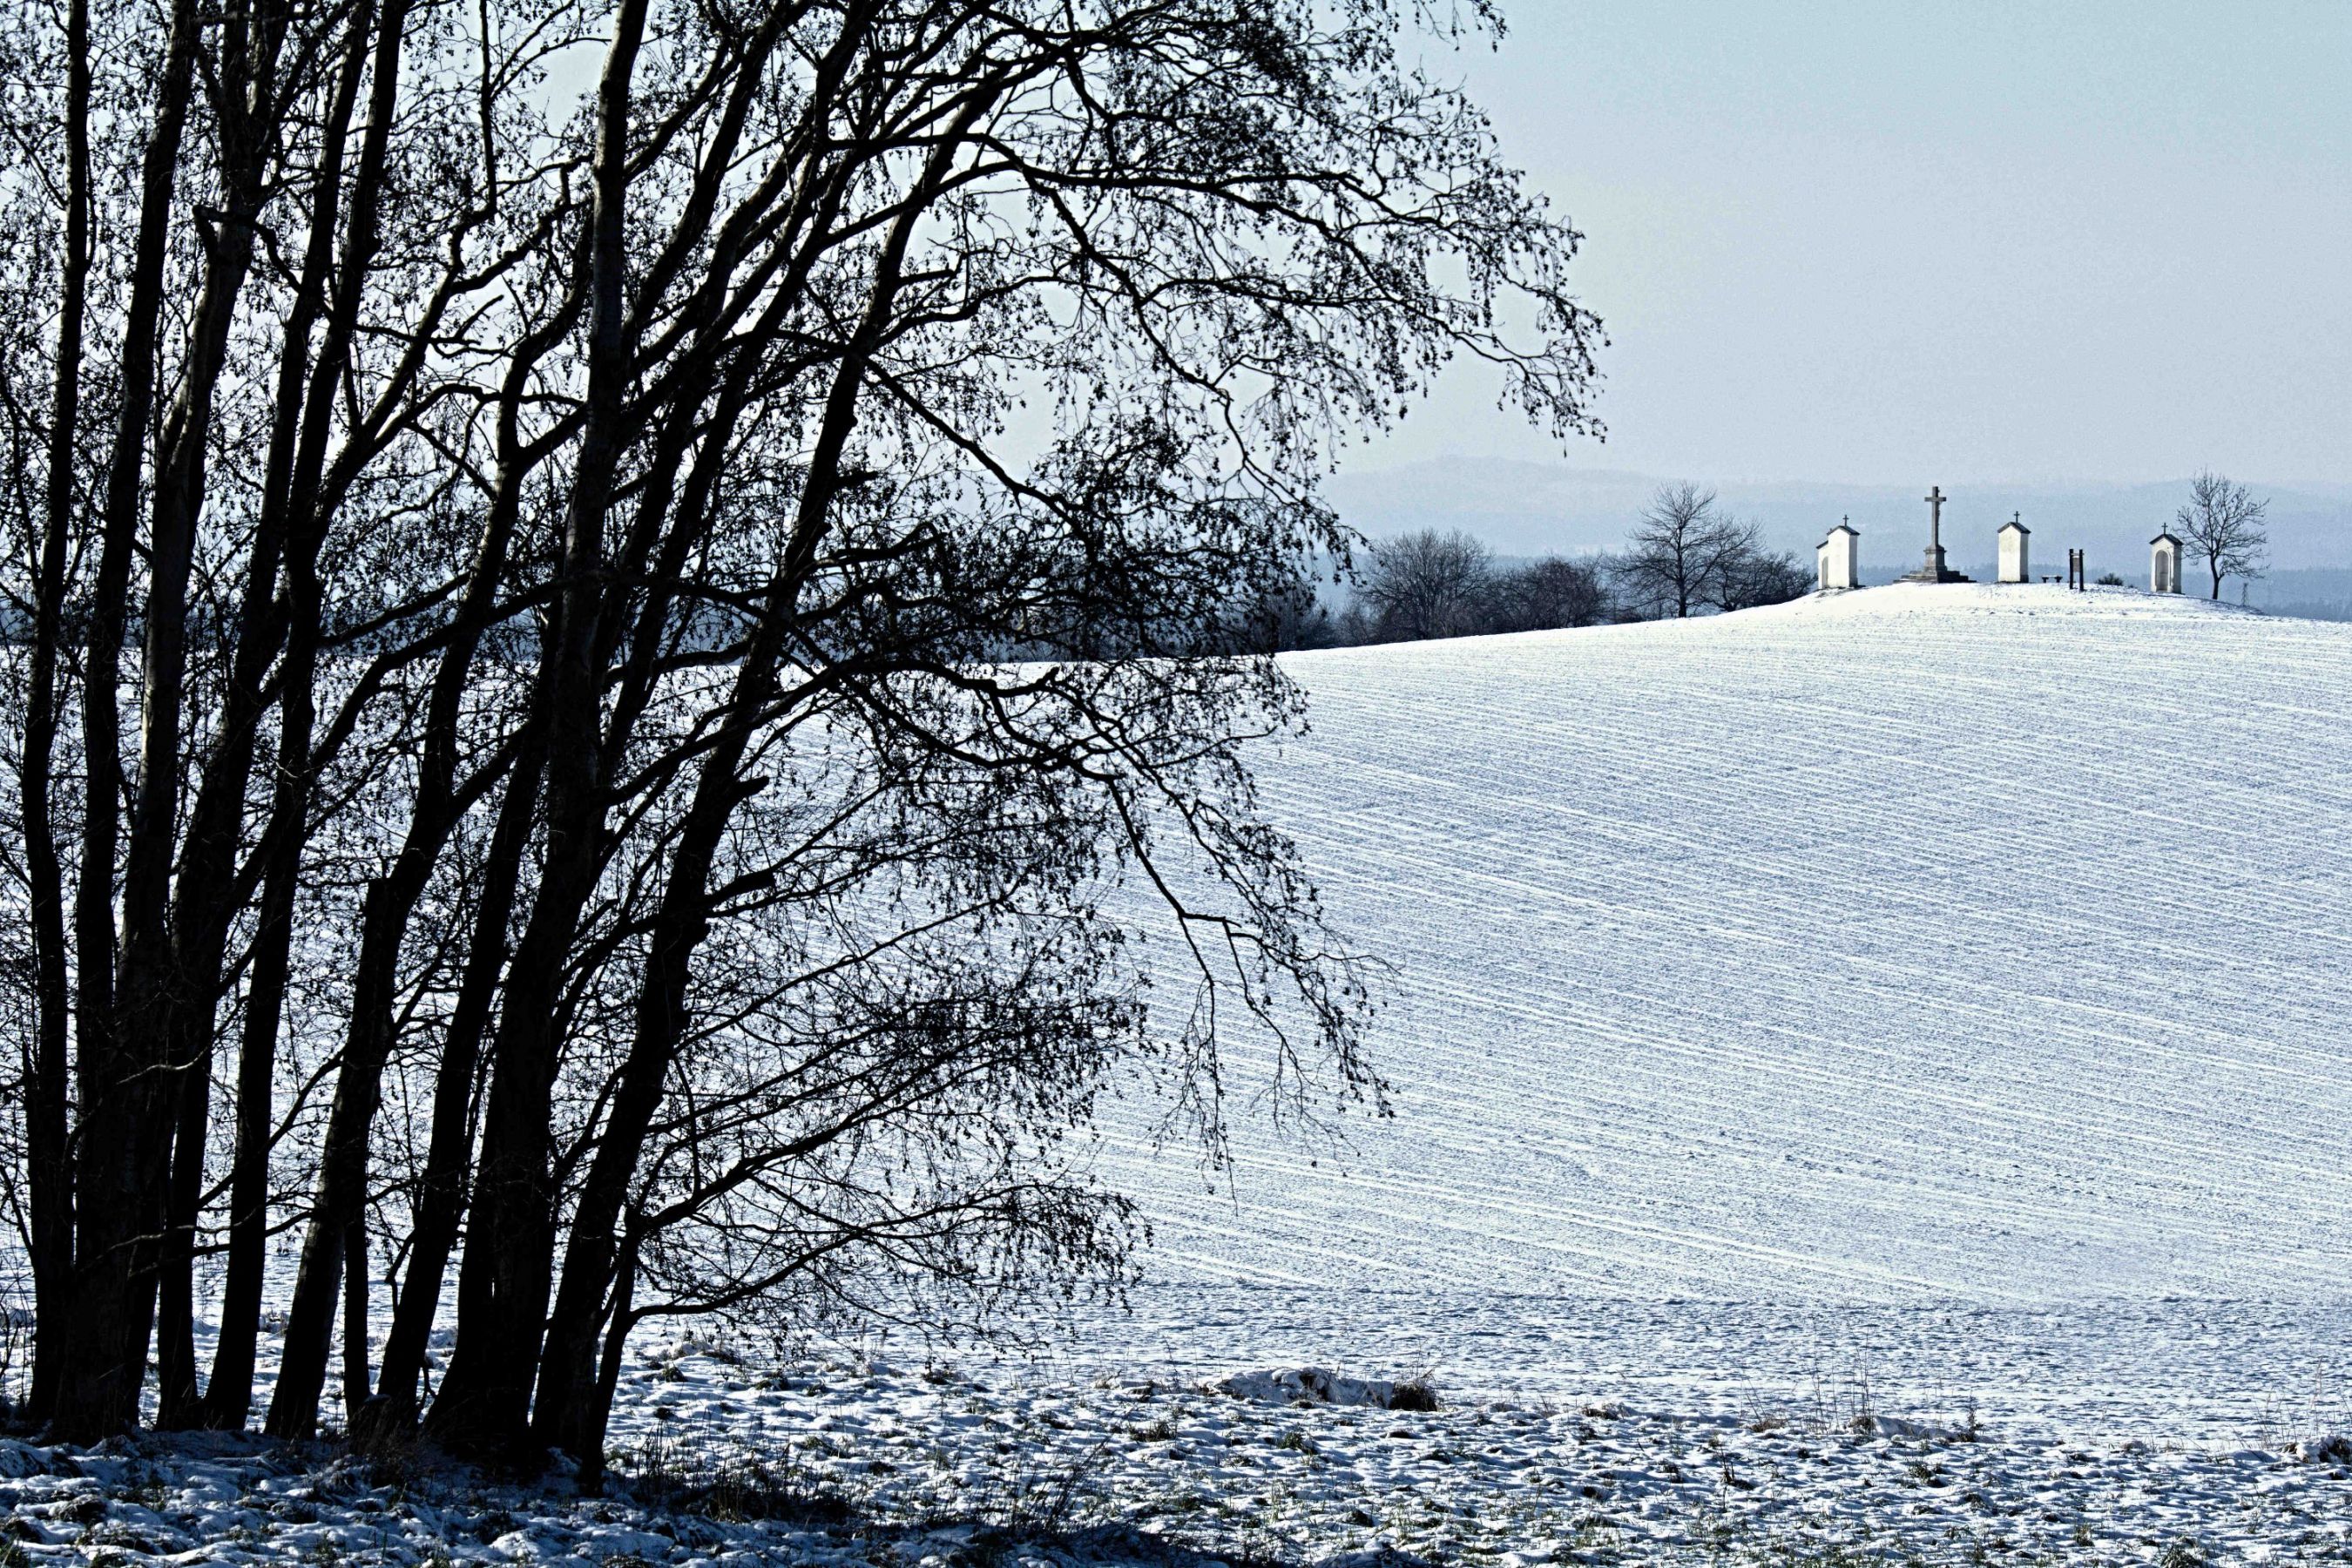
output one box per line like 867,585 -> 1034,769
1336,452 -> 2352,498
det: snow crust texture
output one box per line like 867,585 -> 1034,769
1107,585 -> 2352,1299
8,1339 -> 2352,1567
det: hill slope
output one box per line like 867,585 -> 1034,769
1103,585 -> 2352,1301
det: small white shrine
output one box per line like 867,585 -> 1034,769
1816,518 -> 1860,591
1997,515 -> 2030,584
2150,530 -> 2184,594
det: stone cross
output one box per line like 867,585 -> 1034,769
1900,484 -> 1970,583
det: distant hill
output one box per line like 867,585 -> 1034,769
1326,457 -> 2352,588
1100,586 -> 2352,1299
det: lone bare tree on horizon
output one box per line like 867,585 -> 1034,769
2176,471 -> 2269,600
1358,530 -> 1496,640
1619,483 -> 1758,618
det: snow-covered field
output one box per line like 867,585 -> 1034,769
1107,585 -> 2352,1302
11,584 -> 2352,1564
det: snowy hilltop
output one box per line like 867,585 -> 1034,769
1101,584 -> 2352,1302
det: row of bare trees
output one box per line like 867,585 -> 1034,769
0,0 -> 1599,1466
1347,532 -> 1612,643
1337,532 -> 1611,643
1270,489 -> 1807,652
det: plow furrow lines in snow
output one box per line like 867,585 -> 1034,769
1104,585 -> 2352,1301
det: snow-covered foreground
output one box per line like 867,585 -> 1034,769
1107,585 -> 2352,1300
9,1325 -> 2352,1566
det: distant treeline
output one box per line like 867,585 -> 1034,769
1225,486 -> 1815,652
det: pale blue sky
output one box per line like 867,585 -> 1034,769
1356,1 -> 2352,485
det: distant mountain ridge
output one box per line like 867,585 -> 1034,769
1326,456 -> 2352,578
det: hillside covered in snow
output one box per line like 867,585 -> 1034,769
9,585 -> 2348,1568
1105,585 -> 2352,1301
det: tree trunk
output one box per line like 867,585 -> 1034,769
152,1027 -> 215,1426
195,636 -> 314,1430
267,880 -> 403,1438
341,1217 -> 372,1422
530,882 -> 720,1459
574,1240 -> 638,1493
425,846 -> 605,1459
531,621 -> 789,1458
368,719 -> 544,1435
120,142 -> 274,1433
48,0 -> 203,1443
243,0 -> 422,1443
18,0 -> 91,1426
157,0 -> 378,1430
363,260 -> 584,1442
72,0 -> 291,1436
425,0 -> 651,1465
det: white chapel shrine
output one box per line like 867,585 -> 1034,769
1813,488 -> 2192,597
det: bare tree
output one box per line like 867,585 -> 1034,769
1207,565 -> 1342,654
1707,549 -> 1814,612
1617,486 -> 1759,618
2176,471 -> 2269,599
1493,557 -> 1612,631
1357,529 -> 1495,640
3,0 -> 89,1428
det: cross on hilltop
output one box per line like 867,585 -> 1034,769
1897,483 -> 1972,583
